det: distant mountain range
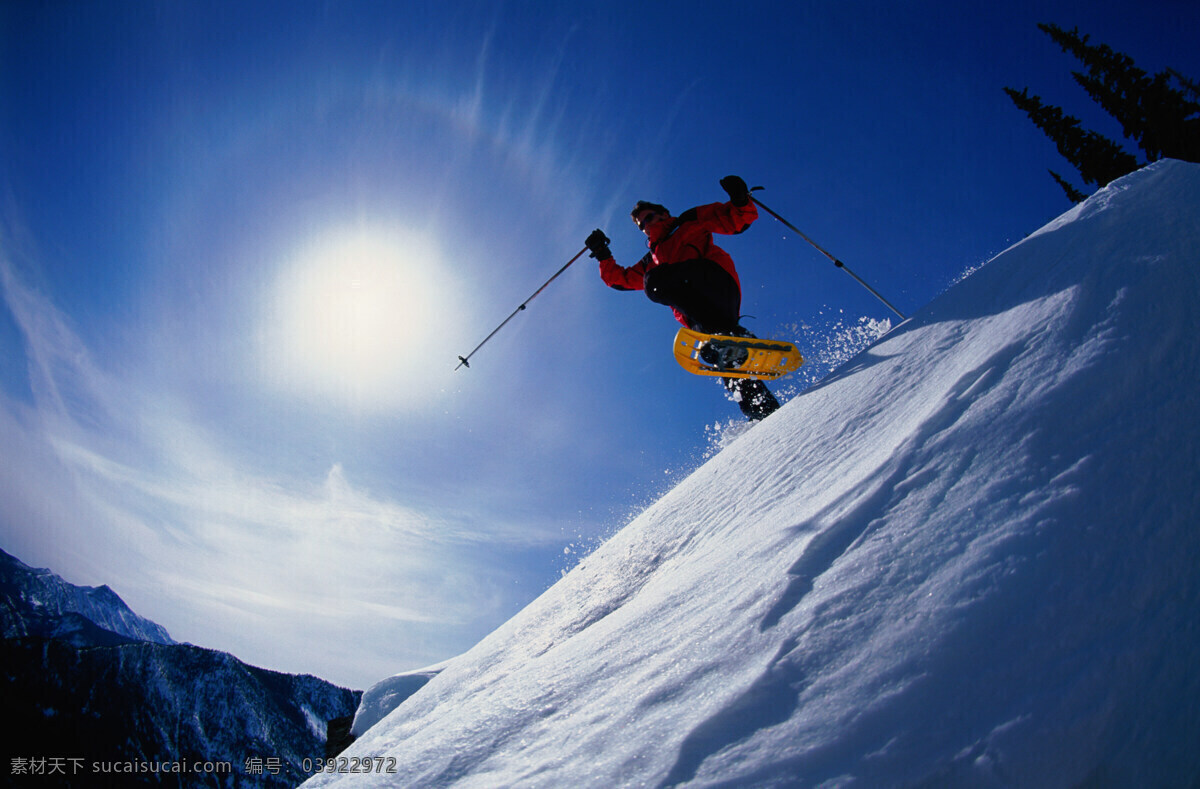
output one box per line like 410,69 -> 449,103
1,548 -> 361,787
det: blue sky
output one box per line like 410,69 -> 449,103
2,0 -> 1198,689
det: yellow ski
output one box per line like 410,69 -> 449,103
673,328 -> 803,380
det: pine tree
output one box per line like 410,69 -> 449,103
1038,23 -> 1200,163
1006,24 -> 1200,202
1168,69 -> 1200,100
1003,87 -> 1140,200
1049,171 -> 1088,204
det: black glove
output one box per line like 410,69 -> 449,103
585,228 -> 612,260
720,175 -> 751,207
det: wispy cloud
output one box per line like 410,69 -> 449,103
0,241 -> 557,686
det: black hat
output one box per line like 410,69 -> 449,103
630,200 -> 670,220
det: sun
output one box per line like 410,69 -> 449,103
264,226 -> 451,409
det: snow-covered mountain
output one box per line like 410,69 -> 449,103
308,160 -> 1200,788
1,548 -> 360,787
1,548 -> 174,645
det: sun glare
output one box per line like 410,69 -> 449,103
266,226 -> 451,409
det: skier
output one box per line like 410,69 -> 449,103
585,175 -> 780,420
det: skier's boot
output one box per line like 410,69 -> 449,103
696,324 -> 754,371
699,341 -> 750,370
724,377 -> 781,421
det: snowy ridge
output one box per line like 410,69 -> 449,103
0,548 -> 174,645
308,161 -> 1200,788
2,545 -> 362,788
350,659 -> 453,737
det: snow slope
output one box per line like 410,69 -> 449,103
306,160 -> 1200,788
349,659 -> 452,737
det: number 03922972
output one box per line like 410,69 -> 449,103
302,756 -> 399,774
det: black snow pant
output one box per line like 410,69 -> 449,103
643,258 -> 741,335
644,259 -> 780,421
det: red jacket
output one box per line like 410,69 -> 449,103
599,200 -> 758,326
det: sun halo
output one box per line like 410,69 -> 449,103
265,226 -> 450,410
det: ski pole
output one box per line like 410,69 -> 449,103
750,189 -> 907,321
456,247 -> 589,370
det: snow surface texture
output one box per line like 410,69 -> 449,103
307,161 -> 1200,788
350,660 -> 450,738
